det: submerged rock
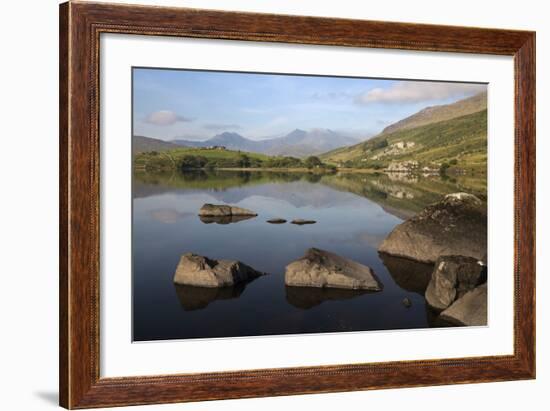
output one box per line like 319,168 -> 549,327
439,283 -> 487,326
402,297 -> 412,308
198,203 -> 257,217
291,219 -> 317,225
267,218 -> 287,224
425,255 -> 485,311
379,193 -> 487,263
173,253 -> 265,287
199,215 -> 255,224
285,248 -> 382,291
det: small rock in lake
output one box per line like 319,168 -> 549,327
291,219 -> 317,225
402,297 -> 412,308
173,253 -> 265,287
425,255 -> 485,311
285,248 -> 382,291
439,283 -> 487,326
198,203 -> 257,217
267,218 -> 287,224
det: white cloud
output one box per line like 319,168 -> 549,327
144,110 -> 193,126
355,82 -> 486,105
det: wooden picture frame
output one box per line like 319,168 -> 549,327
59,1 -> 535,408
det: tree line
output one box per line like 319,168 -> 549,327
179,154 -> 335,171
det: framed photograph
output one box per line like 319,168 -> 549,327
59,2 -> 535,408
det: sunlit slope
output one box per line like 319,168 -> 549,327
321,109 -> 487,173
382,91 -> 487,135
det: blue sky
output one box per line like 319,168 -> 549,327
133,68 -> 486,141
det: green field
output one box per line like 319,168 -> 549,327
134,147 -> 270,171
134,146 -> 336,172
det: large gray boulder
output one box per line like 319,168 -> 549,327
285,248 -> 382,291
439,283 -> 487,326
173,253 -> 265,287
379,193 -> 487,263
425,255 -> 485,311
198,203 -> 257,217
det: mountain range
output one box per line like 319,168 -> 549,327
134,90 -> 487,166
171,129 -> 361,157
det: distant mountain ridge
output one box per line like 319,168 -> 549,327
382,91 -> 487,135
172,132 -> 260,152
171,129 -> 360,157
133,135 -> 180,154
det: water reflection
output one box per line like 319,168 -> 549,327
149,208 -> 193,224
379,253 -> 434,295
199,215 -> 256,224
175,282 -> 250,311
133,169 -> 486,340
135,170 -> 486,219
285,286 -> 373,309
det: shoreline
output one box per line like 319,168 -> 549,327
134,166 -> 484,177
135,166 -> 381,174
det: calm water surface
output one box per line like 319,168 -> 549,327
133,170 -> 485,341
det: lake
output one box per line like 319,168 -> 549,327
133,169 -> 486,341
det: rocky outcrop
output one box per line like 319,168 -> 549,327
267,218 -> 287,224
290,219 -> 317,225
198,203 -> 257,217
285,248 -> 382,291
173,253 -> 265,287
379,193 -> 487,263
425,255 -> 485,311
199,215 -> 255,224
439,283 -> 487,326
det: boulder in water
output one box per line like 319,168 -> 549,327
173,253 -> 265,287
285,248 -> 382,291
439,283 -> 487,326
379,193 -> 486,263
425,255 -> 485,311
198,204 -> 257,217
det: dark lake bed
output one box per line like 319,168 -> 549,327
133,170 -> 485,341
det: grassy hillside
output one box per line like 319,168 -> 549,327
133,136 -> 180,154
382,91 -> 487,135
321,109 -> 487,174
